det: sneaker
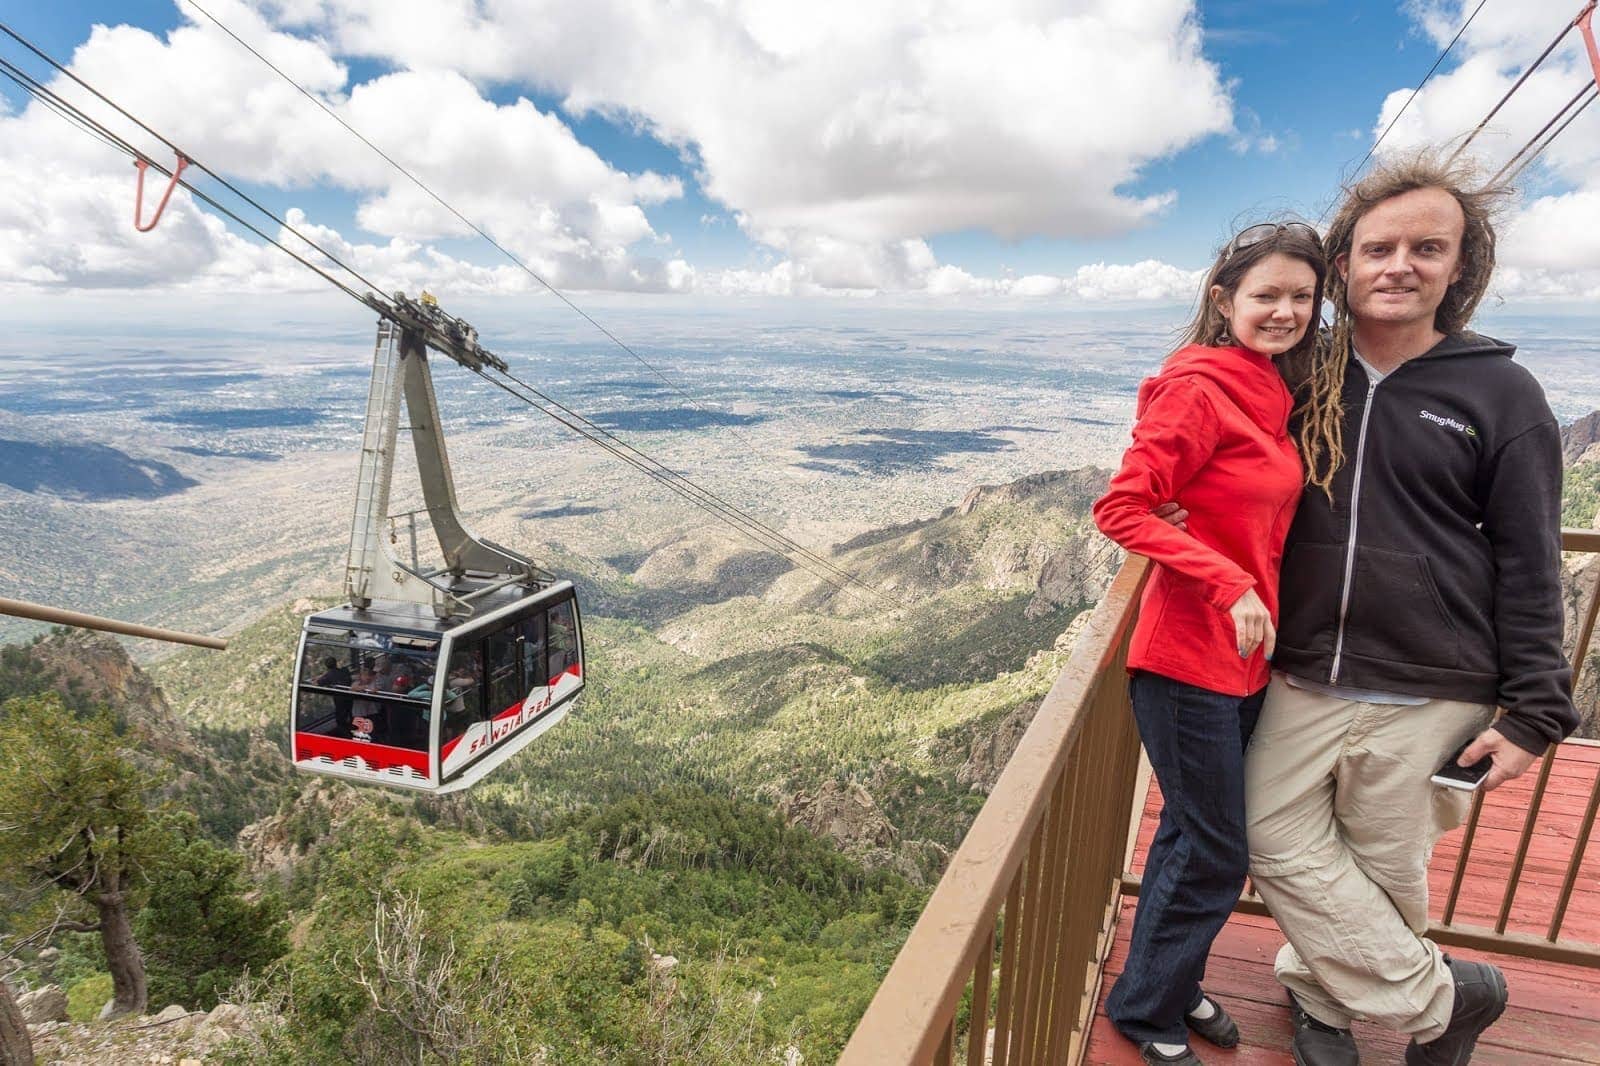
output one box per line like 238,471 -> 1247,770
1185,993 -> 1240,1049
1140,1043 -> 1203,1065
1288,989 -> 1359,1066
1404,958 -> 1508,1066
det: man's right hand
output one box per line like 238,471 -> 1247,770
1153,501 -> 1189,531
1229,587 -> 1275,660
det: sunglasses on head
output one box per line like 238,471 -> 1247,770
1224,222 -> 1322,260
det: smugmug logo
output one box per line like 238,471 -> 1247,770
1420,409 -> 1478,437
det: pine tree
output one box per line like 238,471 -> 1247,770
0,694 -> 165,1017
136,812 -> 287,1010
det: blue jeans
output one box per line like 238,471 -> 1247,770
1106,670 -> 1264,1046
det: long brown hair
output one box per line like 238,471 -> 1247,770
1179,222 -> 1327,363
1287,149 -> 1512,496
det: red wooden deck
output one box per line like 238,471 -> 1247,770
1083,741 -> 1600,1065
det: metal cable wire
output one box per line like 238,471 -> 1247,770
178,0 -> 784,471
486,364 -> 899,606
0,59 -> 375,305
179,0 -> 890,581
0,19 -> 390,300
6,69 -> 127,154
1449,7 -> 1583,162
469,367 -> 881,606
1489,82 -> 1598,185
0,26 -> 894,609
1345,0 -> 1491,187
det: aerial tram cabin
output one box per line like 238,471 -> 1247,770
291,294 -> 583,793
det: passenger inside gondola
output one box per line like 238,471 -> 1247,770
548,602 -> 575,680
441,652 -> 484,747
311,656 -> 354,732
351,659 -> 383,740
296,630 -> 446,756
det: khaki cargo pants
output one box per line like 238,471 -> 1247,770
1243,675 -> 1494,1042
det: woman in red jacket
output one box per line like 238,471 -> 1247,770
1093,223 -> 1327,1066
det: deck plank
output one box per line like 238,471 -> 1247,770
1082,741 -> 1600,1064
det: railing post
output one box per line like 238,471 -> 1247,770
840,557 -> 1150,1065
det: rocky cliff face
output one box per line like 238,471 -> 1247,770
9,629 -> 289,835
237,779 -> 372,885
1026,537 -> 1122,619
955,468 -> 1109,518
778,780 -> 898,850
1562,410 -> 1600,465
1562,411 -> 1600,738
20,629 -> 205,766
821,465 -> 1114,607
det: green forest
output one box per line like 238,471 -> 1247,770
5,451 -> 1597,1063
0,472 -> 1108,1064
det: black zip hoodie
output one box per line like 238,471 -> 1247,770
1273,331 -> 1577,754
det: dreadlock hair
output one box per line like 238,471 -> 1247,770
1287,148 -> 1513,497
1177,218 -> 1328,386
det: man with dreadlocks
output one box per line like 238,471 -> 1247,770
1232,151 -> 1577,1065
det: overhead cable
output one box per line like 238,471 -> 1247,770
484,364 -> 898,606
471,369 -> 885,607
177,0 -> 769,458
0,58 -> 376,305
0,20 -> 391,301
177,1 -> 882,593
1449,7 -> 1584,162
0,24 -> 894,608
1487,80 -> 1598,184
1344,0 -> 1491,188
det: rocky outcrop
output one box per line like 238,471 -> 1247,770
1562,552 -> 1600,739
1026,537 -> 1121,619
27,999 -> 269,1066
779,780 -> 898,850
825,467 -> 1113,607
957,700 -> 1040,794
16,986 -> 66,1025
1562,410 -> 1600,465
955,610 -> 1096,792
20,630 -> 207,767
11,630 -> 292,832
956,468 -> 1110,517
237,779 -> 371,884
633,530 -> 794,601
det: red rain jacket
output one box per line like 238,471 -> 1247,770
1093,344 -> 1302,696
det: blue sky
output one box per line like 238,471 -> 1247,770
3,1 -> 1597,303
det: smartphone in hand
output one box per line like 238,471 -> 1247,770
1432,739 -> 1493,791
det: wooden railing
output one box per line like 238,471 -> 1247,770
840,556 -> 1152,1066
1434,527 -> 1600,966
843,528 -> 1600,1065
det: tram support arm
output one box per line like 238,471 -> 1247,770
0,597 -> 227,650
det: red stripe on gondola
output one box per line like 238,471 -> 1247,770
437,666 -> 583,762
294,732 -> 429,774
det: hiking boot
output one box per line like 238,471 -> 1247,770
1185,993 -> 1240,1049
1288,989 -> 1359,1066
1404,958 -> 1508,1066
1140,1043 -> 1203,1065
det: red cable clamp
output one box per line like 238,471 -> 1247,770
132,154 -> 190,232
1579,1 -> 1600,89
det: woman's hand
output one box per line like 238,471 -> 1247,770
1228,587 -> 1275,660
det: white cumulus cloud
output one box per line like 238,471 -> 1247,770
265,0 -> 1234,293
0,0 -> 688,296
5,0 -> 1238,302
1369,1 -> 1600,300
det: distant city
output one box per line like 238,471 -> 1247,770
1,305 -> 1597,646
